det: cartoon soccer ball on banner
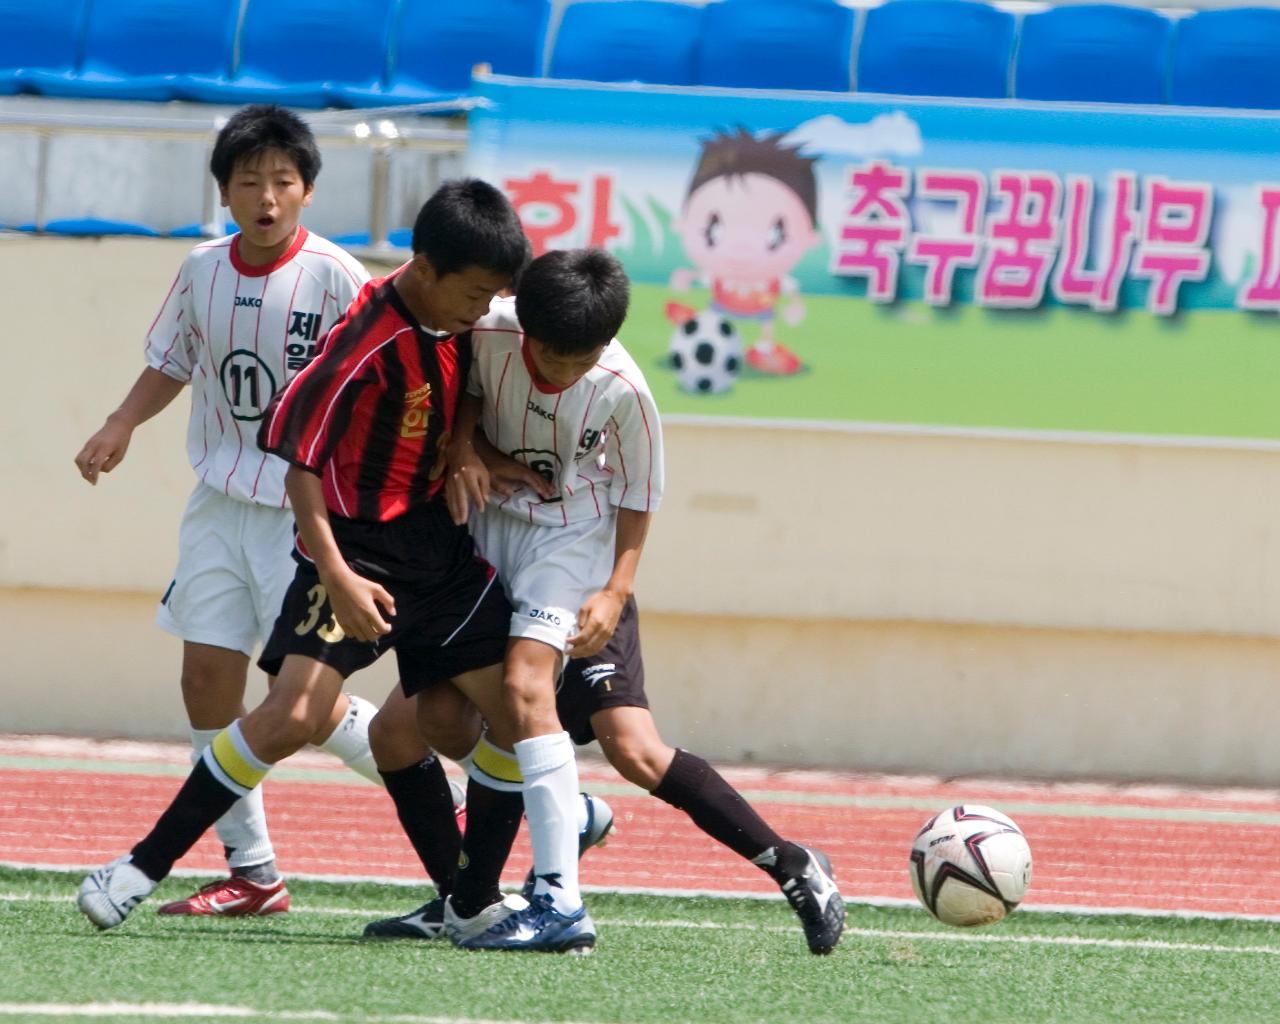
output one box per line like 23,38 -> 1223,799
668,311 -> 743,395
909,805 -> 1033,927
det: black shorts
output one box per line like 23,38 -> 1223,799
556,595 -> 650,745
259,501 -> 511,695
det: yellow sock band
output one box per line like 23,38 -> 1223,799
468,735 -> 524,793
206,722 -> 270,796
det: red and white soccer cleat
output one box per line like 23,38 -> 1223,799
157,875 -> 290,917
746,341 -> 803,376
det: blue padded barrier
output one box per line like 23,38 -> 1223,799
169,223 -> 228,238
178,0 -> 396,109
337,0 -> 551,108
695,0 -> 856,93
21,0 -> 239,103
19,219 -> 162,237
334,229 -> 413,249
857,0 -> 1016,100
1171,7 -> 1280,110
1015,4 -> 1172,105
0,0 -> 90,95
550,0 -> 705,86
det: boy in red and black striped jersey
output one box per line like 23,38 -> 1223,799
77,180 -> 543,938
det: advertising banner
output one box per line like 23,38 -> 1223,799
468,75 -> 1280,441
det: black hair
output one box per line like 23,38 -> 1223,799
411,178 -> 531,281
516,248 -> 631,356
209,105 -> 321,188
685,127 -> 818,225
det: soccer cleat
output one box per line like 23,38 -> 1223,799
362,895 -> 446,940
443,893 -> 527,944
745,341 -> 802,376
77,855 -> 157,930
456,892 -> 595,954
780,845 -> 846,955
520,791 -> 614,899
156,875 -> 290,917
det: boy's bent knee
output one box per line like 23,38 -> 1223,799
243,704 -> 328,762
602,736 -> 675,791
368,702 -> 432,771
501,640 -> 563,736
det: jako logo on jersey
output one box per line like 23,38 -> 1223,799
234,295 -> 262,308
288,310 -> 323,341
401,382 -> 433,439
526,400 -> 556,422
529,609 -> 562,626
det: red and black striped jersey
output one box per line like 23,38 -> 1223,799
258,273 -> 470,522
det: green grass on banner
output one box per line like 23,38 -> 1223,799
2,868 -> 1278,1024
625,282 -> 1280,440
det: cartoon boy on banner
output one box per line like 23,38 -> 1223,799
669,128 -> 821,377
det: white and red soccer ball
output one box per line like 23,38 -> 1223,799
909,805 -> 1033,927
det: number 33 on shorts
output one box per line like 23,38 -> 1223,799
294,584 -> 346,644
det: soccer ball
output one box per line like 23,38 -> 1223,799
909,805 -> 1032,927
668,312 -> 743,395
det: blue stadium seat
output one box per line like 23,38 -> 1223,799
857,0 -> 1016,100
1015,5 -> 1172,105
1170,8 -> 1280,110
336,0 -> 551,108
178,0 -> 396,109
550,0 -> 705,86
21,0 -> 239,103
0,0 -> 89,95
695,0 -> 856,92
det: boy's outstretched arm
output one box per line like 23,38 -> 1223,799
445,393 -> 554,524
286,466 -> 396,643
444,392 -> 489,525
569,507 -> 651,658
74,367 -> 185,484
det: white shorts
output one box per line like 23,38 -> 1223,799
470,511 -> 615,652
155,483 -> 296,657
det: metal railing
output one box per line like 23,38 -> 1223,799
0,101 -> 471,255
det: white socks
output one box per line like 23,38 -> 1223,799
515,730 -> 581,913
190,727 -> 274,872
315,693 -> 382,786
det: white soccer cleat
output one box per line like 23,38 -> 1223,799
77,855 -> 157,930
443,892 -> 527,944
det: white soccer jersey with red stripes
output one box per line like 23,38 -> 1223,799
144,228 -> 369,507
470,298 -> 664,527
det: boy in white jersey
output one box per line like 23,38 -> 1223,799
439,248 -> 660,951
374,249 -> 844,955
73,105 -> 382,917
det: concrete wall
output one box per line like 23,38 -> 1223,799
4,234 -> 1279,784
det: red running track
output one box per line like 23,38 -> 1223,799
5,736 -> 1280,918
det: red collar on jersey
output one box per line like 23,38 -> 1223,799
521,337 -> 571,395
229,226 -> 309,277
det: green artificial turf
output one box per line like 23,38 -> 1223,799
2,867 -> 1278,1023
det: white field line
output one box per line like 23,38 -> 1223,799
8,892 -> 1280,958
0,1005 -> 593,1024
9,864 -> 1280,924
